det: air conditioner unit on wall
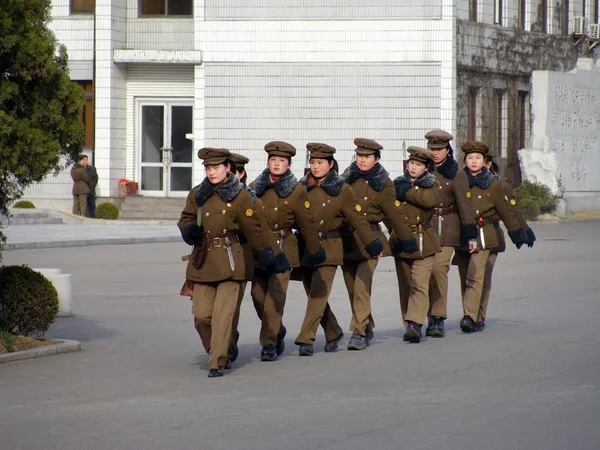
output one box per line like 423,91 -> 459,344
572,16 -> 587,36
589,24 -> 600,40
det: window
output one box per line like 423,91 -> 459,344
139,0 -> 193,17
468,87 -> 479,140
540,0 -> 548,32
469,0 -> 478,21
492,89 -> 507,157
519,0 -> 527,29
517,91 -> 530,150
71,0 -> 95,14
494,0 -> 503,25
562,0 -> 570,34
78,82 -> 94,149
594,0 -> 599,23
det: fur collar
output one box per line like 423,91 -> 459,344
492,172 -> 503,181
300,170 -> 345,196
195,173 -> 243,206
464,167 -> 496,189
253,168 -> 297,198
341,162 -> 389,192
394,171 -> 436,201
435,157 -> 458,180
241,182 -> 258,203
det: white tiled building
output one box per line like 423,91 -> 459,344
24,0 -> 600,207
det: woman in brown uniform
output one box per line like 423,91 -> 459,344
391,146 -> 441,343
424,130 -> 477,338
178,148 -> 290,378
454,141 -> 529,333
295,143 -> 383,356
251,141 -> 325,362
469,150 -> 536,331
340,138 -> 417,350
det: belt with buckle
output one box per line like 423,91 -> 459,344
477,215 -> 500,227
409,220 -> 433,233
320,230 -> 342,240
210,233 -> 241,248
433,205 -> 455,216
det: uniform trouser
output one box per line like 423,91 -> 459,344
295,265 -> 343,345
454,250 -> 491,322
478,253 -> 498,322
231,281 -> 247,342
72,194 -> 87,216
428,246 -> 455,320
342,259 -> 378,335
192,281 -> 242,370
394,256 -> 435,326
86,194 -> 96,218
250,269 -> 290,347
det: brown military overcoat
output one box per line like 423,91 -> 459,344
71,164 -> 90,195
389,171 -> 442,260
341,162 -> 414,259
252,168 -> 322,267
178,174 -> 280,283
299,170 -> 380,266
491,176 -> 532,253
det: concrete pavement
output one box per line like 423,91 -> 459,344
0,221 -> 599,450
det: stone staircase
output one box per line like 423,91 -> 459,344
118,196 -> 186,221
9,210 -> 65,225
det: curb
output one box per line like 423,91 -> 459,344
0,339 -> 81,364
4,235 -> 181,251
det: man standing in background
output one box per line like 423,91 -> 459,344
86,156 -> 99,218
70,154 -> 90,217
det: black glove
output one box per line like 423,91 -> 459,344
307,248 -> 326,266
180,224 -> 203,246
508,228 -> 528,249
526,228 -> 536,248
516,242 -> 524,249
364,237 -> 383,257
269,253 -> 292,274
401,237 -> 419,254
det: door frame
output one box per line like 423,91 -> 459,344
136,98 -> 194,197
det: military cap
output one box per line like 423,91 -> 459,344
229,152 -> 249,168
407,146 -> 434,164
306,142 -> 336,159
264,141 -> 297,158
354,138 -> 383,155
198,147 -> 231,165
425,129 -> 454,149
461,140 -> 489,156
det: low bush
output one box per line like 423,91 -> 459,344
96,202 -> 119,220
517,198 -> 540,221
13,200 -> 35,209
514,180 -> 559,215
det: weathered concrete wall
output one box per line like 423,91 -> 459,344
524,60 -> 600,211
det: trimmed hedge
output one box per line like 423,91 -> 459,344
96,202 -> 119,220
13,200 -> 36,209
514,180 -> 559,218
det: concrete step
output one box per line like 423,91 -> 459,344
120,203 -> 184,213
118,211 -> 180,220
10,211 -> 49,219
122,196 -> 186,206
11,217 -> 64,225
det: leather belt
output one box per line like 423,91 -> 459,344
409,220 -> 433,233
320,230 -> 341,240
477,215 -> 500,227
209,233 -> 240,248
433,205 -> 455,216
345,223 -> 381,233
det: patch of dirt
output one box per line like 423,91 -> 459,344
567,210 -> 600,221
0,336 -> 62,354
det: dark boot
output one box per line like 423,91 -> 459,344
207,367 -> 224,378
403,322 -> 422,343
261,344 -> 277,362
276,325 -> 287,356
366,328 -> 375,345
324,333 -> 343,353
429,316 -> 445,338
347,333 -> 367,351
229,330 -> 240,364
475,319 -> 486,332
460,315 -> 477,333
298,343 -> 314,356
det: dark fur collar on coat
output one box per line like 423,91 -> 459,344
435,157 -> 458,180
464,167 -> 495,189
253,168 -> 297,198
341,162 -> 389,192
394,171 -> 436,201
195,173 -> 244,207
300,170 -> 345,196
241,182 -> 258,203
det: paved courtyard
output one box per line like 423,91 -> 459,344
0,220 -> 599,450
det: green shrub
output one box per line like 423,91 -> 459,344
514,180 -> 559,215
13,200 -> 36,209
96,202 -> 119,220
0,266 -> 59,336
0,330 -> 16,352
517,198 -> 541,221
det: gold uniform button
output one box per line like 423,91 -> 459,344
415,186 -> 419,190
319,220 -> 324,225
476,210 -> 479,214
478,195 -> 482,199
322,203 -> 326,206
416,216 -> 420,221
364,197 -> 368,200
205,212 -> 210,217
222,229 -> 227,234
274,207 -> 278,211
365,181 -> 369,184
440,203 -> 443,206
439,185 -> 442,189
274,224 -> 279,229
222,210 -> 226,214
363,213 -> 367,216
446,182 -> 449,186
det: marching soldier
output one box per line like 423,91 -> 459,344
391,146 -> 441,343
340,138 -> 417,350
425,130 -> 477,338
469,150 -> 536,330
250,141 -> 326,361
454,141 -> 529,333
295,143 -> 383,356
178,148 -> 290,378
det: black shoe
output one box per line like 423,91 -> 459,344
228,330 -> 240,363
207,367 -> 224,378
324,333 -> 343,353
347,333 -> 367,351
276,325 -> 287,356
429,316 -> 445,338
475,319 -> 486,332
224,360 -> 232,370
403,322 -> 422,343
261,344 -> 277,361
425,320 -> 435,337
366,328 -> 374,345
298,343 -> 314,356
460,315 -> 477,333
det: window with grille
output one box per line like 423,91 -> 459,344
71,0 -> 95,14
139,0 -> 193,17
